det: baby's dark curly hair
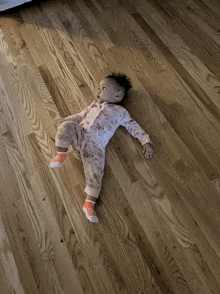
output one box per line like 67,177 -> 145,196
105,72 -> 132,103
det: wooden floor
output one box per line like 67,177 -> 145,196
1,0 -> 220,293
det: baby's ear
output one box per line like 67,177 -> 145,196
116,90 -> 124,100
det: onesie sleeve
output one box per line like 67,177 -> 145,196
120,108 -> 152,145
61,101 -> 94,124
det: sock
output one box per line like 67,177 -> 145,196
83,200 -> 98,223
85,200 -> 96,204
50,152 -> 67,169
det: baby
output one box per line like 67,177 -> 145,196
50,73 -> 154,223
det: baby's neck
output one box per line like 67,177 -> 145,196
97,99 -> 116,105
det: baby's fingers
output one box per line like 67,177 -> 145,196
146,151 -> 154,159
142,146 -> 154,158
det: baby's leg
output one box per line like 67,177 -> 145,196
55,121 -> 82,148
50,121 -> 84,168
82,145 -> 105,198
81,142 -> 105,222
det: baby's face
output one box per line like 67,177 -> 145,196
97,78 -> 124,103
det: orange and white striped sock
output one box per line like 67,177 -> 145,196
50,152 -> 67,169
83,200 -> 98,223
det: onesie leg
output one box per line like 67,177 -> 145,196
55,121 -> 85,149
81,140 -> 105,222
81,141 -> 105,198
50,121 -> 85,168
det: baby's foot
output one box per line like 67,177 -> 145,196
83,200 -> 98,223
50,152 -> 67,168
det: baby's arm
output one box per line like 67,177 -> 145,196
61,101 -> 94,124
120,108 -> 154,158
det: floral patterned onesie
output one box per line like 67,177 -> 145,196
55,100 -> 151,198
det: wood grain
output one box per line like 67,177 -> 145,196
1,0 -> 220,293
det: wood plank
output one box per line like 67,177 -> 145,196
41,0 -> 101,95
27,133 -> 100,294
1,127 -> 83,294
99,165 -> 170,294
199,0 -> 220,16
0,130 -> 44,294
106,132 -> 220,293
47,169 -> 126,294
20,5 -> 93,112
107,0 -> 220,182
127,0 -> 220,122
19,10 -> 64,78
188,0 -> 220,31
2,7 -> 81,129
145,0 -> 220,89
0,213 -> 26,294
76,0 -> 114,50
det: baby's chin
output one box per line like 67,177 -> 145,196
97,98 -> 105,103
97,97 -> 117,104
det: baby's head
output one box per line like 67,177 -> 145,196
97,73 -> 132,104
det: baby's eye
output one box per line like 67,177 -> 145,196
102,86 -> 107,90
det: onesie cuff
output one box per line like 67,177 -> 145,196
55,140 -> 70,148
140,138 -> 152,145
84,186 -> 100,198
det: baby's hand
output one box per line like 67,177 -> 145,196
142,143 -> 154,159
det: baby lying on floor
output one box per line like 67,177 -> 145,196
50,73 -> 154,223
